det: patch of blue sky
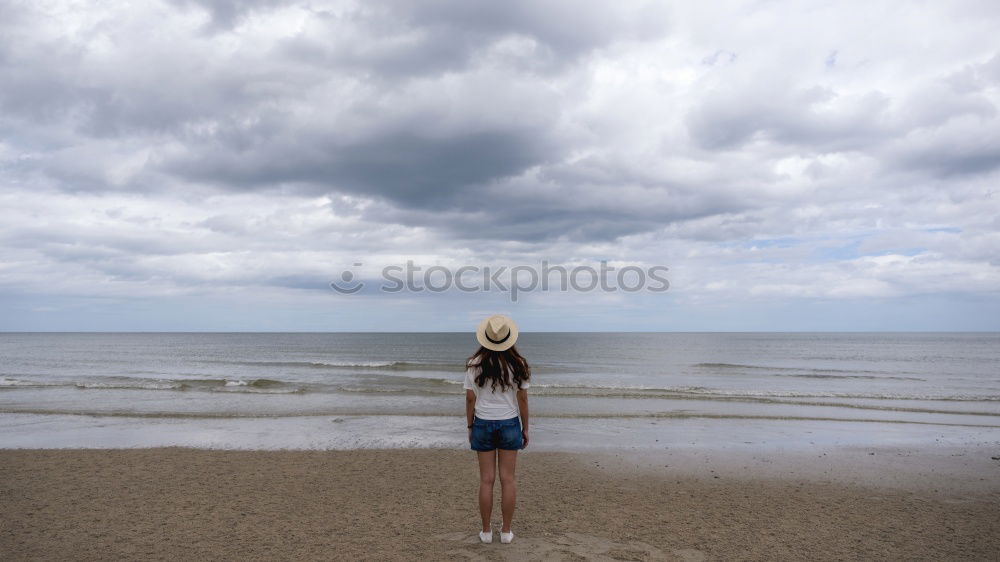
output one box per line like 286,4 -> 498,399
811,240 -> 927,262
713,236 -> 816,265
812,239 -> 863,261
719,232 -> 930,265
719,236 -> 804,250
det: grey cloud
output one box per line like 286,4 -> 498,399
167,0 -> 289,30
2,0 -> 665,231
685,84 -> 894,152
1,25 -> 258,139
946,52 -> 1000,94
167,128 -> 560,208
5,225 -> 203,260
888,130 -> 1000,178
172,0 -> 668,80
394,1 -> 667,59
683,51 -> 1000,184
0,0 -> 751,247
357,173 -> 750,243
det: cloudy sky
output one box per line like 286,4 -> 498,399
1,0 -> 999,331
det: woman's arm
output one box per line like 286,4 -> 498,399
516,388 -> 529,448
466,389 -> 476,431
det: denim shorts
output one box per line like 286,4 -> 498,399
469,415 -> 524,451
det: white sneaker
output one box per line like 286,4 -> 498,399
500,530 -> 514,544
479,530 -> 493,543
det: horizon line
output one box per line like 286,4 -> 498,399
2,330 -> 998,335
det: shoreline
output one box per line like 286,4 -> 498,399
3,411 -> 998,455
2,447 -> 998,561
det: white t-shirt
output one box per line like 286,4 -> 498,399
463,358 -> 529,420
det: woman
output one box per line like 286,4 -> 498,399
464,314 -> 530,545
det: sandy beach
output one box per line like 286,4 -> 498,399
2,447 -> 998,561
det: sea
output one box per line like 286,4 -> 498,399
1,332 -> 999,451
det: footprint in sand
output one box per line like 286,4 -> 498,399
435,531 -> 707,561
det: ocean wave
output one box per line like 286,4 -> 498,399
194,359 -> 466,372
5,373 -> 999,403
72,379 -> 304,394
0,374 -> 464,395
193,358 -> 574,374
773,373 -> 925,381
75,380 -> 183,391
178,378 -> 303,393
326,380 -> 1000,404
692,362 -> 923,379
197,359 -> 404,369
1,376 -> 306,394
0,377 -> 59,388
524,382 -> 1000,402
0,408 -> 997,429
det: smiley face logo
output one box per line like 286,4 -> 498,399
330,263 -> 364,294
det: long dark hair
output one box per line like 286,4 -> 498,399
466,345 -> 531,393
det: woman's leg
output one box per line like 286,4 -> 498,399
477,450 -> 497,532
497,449 -> 518,532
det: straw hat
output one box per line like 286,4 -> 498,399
476,314 -> 519,351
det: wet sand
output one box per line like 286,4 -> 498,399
1,447 -> 998,561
